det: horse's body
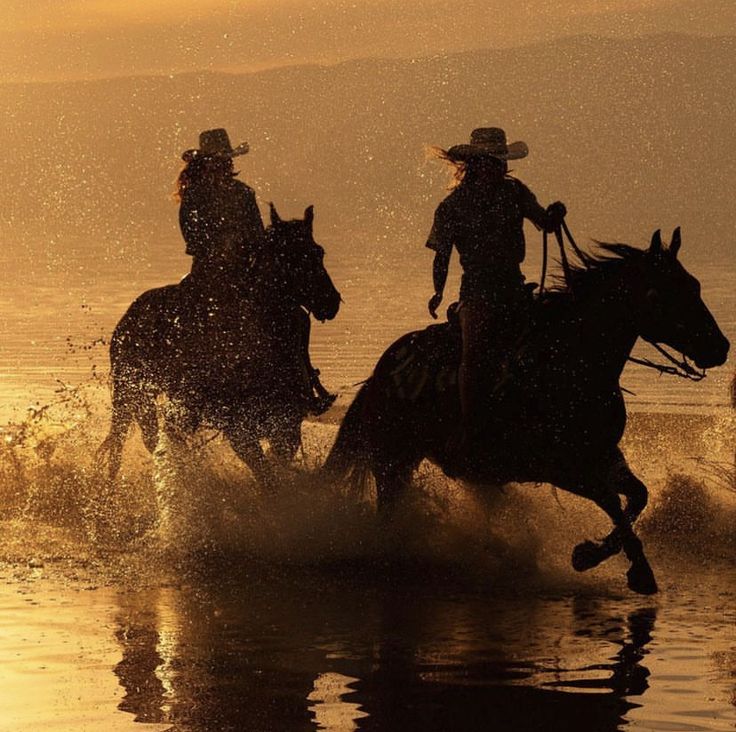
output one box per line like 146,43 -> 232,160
100,205 -> 340,485
326,229 -> 729,594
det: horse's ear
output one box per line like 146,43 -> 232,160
670,226 -> 682,257
304,205 -> 314,230
269,202 -> 282,226
649,229 -> 663,255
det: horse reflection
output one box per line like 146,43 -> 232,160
354,589 -> 655,732
111,571 -> 656,731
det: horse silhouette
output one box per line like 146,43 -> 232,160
100,204 -> 340,486
326,228 -> 729,594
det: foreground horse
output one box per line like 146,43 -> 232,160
326,229 -> 729,594
100,205 -> 340,485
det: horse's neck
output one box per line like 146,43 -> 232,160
249,250 -> 292,302
569,271 -> 640,379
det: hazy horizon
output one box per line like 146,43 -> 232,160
2,0 -> 734,82
1,29 -> 733,87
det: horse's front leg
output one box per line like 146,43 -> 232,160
224,425 -> 276,491
597,488 -> 657,595
571,450 -> 649,572
557,458 -> 656,595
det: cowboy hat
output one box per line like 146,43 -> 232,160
182,128 -> 249,161
446,127 -> 528,161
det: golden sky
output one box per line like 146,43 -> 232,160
1,0 -> 733,81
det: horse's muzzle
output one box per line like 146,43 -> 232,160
313,292 -> 341,322
694,334 -> 730,369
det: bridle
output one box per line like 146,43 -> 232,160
540,220 -> 708,382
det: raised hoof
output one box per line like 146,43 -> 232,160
626,561 -> 658,595
572,540 -> 606,572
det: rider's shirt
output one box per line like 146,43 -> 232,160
180,177 -> 265,272
426,177 -> 547,300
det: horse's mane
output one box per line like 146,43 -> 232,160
549,241 -> 648,299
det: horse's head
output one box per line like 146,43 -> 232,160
635,228 -> 729,369
266,204 -> 341,321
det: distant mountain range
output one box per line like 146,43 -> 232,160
1,33 -> 734,258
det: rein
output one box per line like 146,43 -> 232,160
539,220 -> 585,295
539,220 -> 707,382
628,343 -> 706,381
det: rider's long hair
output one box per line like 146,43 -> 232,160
429,146 -> 511,190
174,155 -> 236,201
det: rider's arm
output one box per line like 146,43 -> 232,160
519,182 -> 566,232
243,185 -> 267,241
234,181 -> 267,248
432,248 -> 452,298
179,195 -> 207,256
426,200 -> 454,318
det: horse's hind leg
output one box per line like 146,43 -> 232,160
268,418 -> 302,464
136,397 -> 160,455
375,455 -> 418,523
99,372 -> 160,479
98,383 -> 134,480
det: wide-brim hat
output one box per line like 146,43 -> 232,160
446,127 -> 528,161
182,128 -> 249,161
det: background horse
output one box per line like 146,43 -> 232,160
100,205 -> 340,486
326,228 -> 729,594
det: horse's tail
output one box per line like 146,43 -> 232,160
324,380 -> 374,488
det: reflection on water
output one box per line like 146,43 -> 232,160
110,567 -> 662,732
1,557 -> 735,730
308,673 -> 367,731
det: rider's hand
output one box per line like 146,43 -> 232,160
546,201 -> 567,228
428,292 -> 443,320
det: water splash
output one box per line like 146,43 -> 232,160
0,375 -> 732,591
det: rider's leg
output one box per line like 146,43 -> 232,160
458,300 -> 494,450
292,307 -> 336,415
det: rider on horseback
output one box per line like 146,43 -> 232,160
179,128 -> 264,284
177,128 -> 335,415
426,127 -> 567,456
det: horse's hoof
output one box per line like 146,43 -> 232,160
626,561 -> 658,595
572,540 -> 604,572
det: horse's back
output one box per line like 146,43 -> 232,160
368,321 -> 461,424
110,283 -> 183,369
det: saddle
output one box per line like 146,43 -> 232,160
386,284 -> 543,404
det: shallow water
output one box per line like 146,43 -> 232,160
0,407 -> 733,730
2,552 -> 736,731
